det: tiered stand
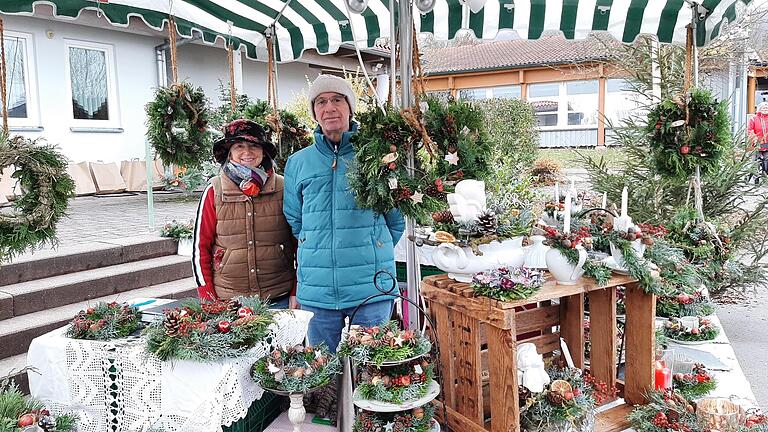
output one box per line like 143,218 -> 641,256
421,273 -> 654,432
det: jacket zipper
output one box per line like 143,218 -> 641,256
332,142 -> 340,309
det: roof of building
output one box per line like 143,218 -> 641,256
421,34 -> 620,75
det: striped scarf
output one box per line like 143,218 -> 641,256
222,161 -> 272,196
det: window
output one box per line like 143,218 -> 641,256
458,88 -> 489,101
458,85 -> 521,101
528,81 -> 598,128
2,31 -> 38,126
65,40 -> 119,127
605,78 -> 643,126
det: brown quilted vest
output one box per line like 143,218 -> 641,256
210,173 -> 295,301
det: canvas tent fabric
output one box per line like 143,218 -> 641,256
0,0 -> 751,63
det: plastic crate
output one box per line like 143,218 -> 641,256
223,391 -> 287,432
395,262 -> 444,283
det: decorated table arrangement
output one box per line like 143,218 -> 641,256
1,380 -> 77,432
65,301 -> 142,341
663,317 -> 720,344
673,364 -> 717,400
541,225 -> 611,286
143,296 -> 274,361
337,321 -> 432,368
656,290 -> 715,319
353,405 -> 438,432
251,344 -> 341,432
470,266 -> 543,301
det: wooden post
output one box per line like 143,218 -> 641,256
559,293 -> 585,369
597,76 -> 607,146
748,74 -> 756,114
587,287 -> 617,389
455,313 -> 484,423
433,302 -> 456,408
623,283 -> 655,404
0,16 -> 8,135
487,325 -> 519,432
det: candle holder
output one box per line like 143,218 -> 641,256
680,316 -> 700,331
696,398 -> 741,432
654,349 -> 674,390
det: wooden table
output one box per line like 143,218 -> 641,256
421,273 -> 655,432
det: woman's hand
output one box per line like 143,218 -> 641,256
289,296 -> 300,309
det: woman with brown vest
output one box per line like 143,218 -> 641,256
192,119 -> 297,308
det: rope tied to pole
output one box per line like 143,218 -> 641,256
265,29 -> 282,151
400,26 -> 435,158
227,42 -> 237,114
168,15 -> 179,85
0,17 -> 9,135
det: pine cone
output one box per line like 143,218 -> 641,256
39,415 -> 57,431
425,184 -> 447,200
164,310 -> 183,337
477,210 -> 498,235
227,299 -> 242,313
547,390 -> 566,406
432,211 -> 454,224
233,315 -> 258,327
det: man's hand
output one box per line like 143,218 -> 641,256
289,296 -> 300,309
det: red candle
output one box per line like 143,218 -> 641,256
654,361 -> 672,390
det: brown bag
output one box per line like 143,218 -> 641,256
0,167 -> 18,201
89,161 -> 127,194
120,159 -> 164,191
66,162 -> 97,196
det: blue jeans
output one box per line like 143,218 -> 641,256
301,300 -> 393,353
269,295 -> 290,309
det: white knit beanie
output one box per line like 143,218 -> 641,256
308,74 -> 357,121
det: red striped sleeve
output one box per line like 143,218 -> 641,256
192,184 -> 218,301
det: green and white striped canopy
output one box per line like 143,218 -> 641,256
1,0 -> 750,62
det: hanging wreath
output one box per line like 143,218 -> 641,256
646,88 -> 729,179
349,98 -> 491,221
146,82 -> 212,168
0,135 -> 75,263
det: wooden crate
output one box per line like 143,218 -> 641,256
421,273 -> 655,432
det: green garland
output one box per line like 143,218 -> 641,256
337,321 -> 432,367
606,232 -> 661,295
0,135 -> 75,263
146,82 -> 212,168
66,302 -> 142,341
656,290 -> 715,318
353,405 -> 436,432
356,359 -> 434,404
143,296 -> 274,362
349,98 -> 491,220
1,379 -> 77,431
646,88 -> 729,179
251,344 -> 341,394
551,244 -> 612,286
627,389 -> 699,432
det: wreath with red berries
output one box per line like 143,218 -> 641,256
627,389 -> 698,432
646,88 -> 729,179
66,301 -> 142,341
673,364 -> 716,399
663,317 -> 719,342
143,296 -> 273,362
657,290 -> 715,318
356,357 -> 435,404
337,321 -> 432,367
349,98 -> 491,221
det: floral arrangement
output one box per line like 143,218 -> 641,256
160,219 -> 194,240
356,357 -> 434,404
627,389 -> 697,432
429,206 -> 534,256
353,405 -> 436,432
251,344 -> 341,394
337,321 -> 432,367
543,226 -> 612,285
657,290 -> 715,318
471,267 -> 544,302
544,201 -> 565,219
1,379 -> 77,432
673,364 -> 716,399
143,297 -> 274,362
66,301 -> 142,341
520,364 -> 617,431
663,317 -> 719,342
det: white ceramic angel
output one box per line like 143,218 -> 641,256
447,180 -> 487,224
516,343 -> 550,393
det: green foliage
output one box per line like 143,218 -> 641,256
338,321 -> 432,367
663,317 -> 719,342
627,389 -> 699,432
0,379 -> 76,432
66,302 -> 142,340
673,365 -> 716,400
160,219 -> 194,240
356,361 -> 434,404
146,82 -> 212,168
472,97 -> 539,171
0,135 -> 75,263
251,344 -> 341,394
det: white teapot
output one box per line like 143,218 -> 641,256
447,180 -> 487,224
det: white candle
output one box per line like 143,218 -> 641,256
621,186 -> 628,217
563,191 -> 571,234
554,183 -> 559,203
602,192 -> 607,209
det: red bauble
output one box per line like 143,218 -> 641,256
86,307 -> 95,315
237,307 -> 253,318
18,413 -> 36,427
218,320 -> 231,333
388,162 -> 397,170
679,145 -> 690,155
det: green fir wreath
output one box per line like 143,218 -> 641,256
0,135 -> 75,263
646,88 -> 729,179
146,82 -> 212,168
348,98 -> 491,221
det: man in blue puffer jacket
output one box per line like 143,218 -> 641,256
283,74 -> 405,352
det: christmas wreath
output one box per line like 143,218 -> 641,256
1,380 -> 77,431
356,357 -> 434,404
0,135 -> 75,263
542,226 -> 612,286
646,88 -> 729,179
143,296 -> 273,362
349,98 -> 491,221
673,364 -> 716,400
657,290 -> 715,318
251,344 -> 341,394
353,406 -> 436,432
66,301 -> 142,340
146,82 -> 212,168
471,267 -> 544,302
663,317 -> 719,342
337,321 -> 432,367
627,389 -> 698,432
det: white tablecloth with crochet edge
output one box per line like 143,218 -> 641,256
27,308 -> 313,432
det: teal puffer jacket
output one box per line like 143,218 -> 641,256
283,123 -> 405,310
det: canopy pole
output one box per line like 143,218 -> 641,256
0,17 -> 8,135
266,27 -> 282,155
168,16 -> 179,84
228,43 -> 237,114
145,139 -> 156,230
389,0 -> 397,107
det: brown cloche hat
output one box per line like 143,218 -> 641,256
213,119 -> 277,165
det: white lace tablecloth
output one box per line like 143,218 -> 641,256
27,309 -> 313,432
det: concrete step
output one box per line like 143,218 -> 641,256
0,255 -> 192,319
0,235 -> 178,287
0,277 -> 197,361
0,354 -> 29,394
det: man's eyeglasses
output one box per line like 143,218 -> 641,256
314,95 -> 346,109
